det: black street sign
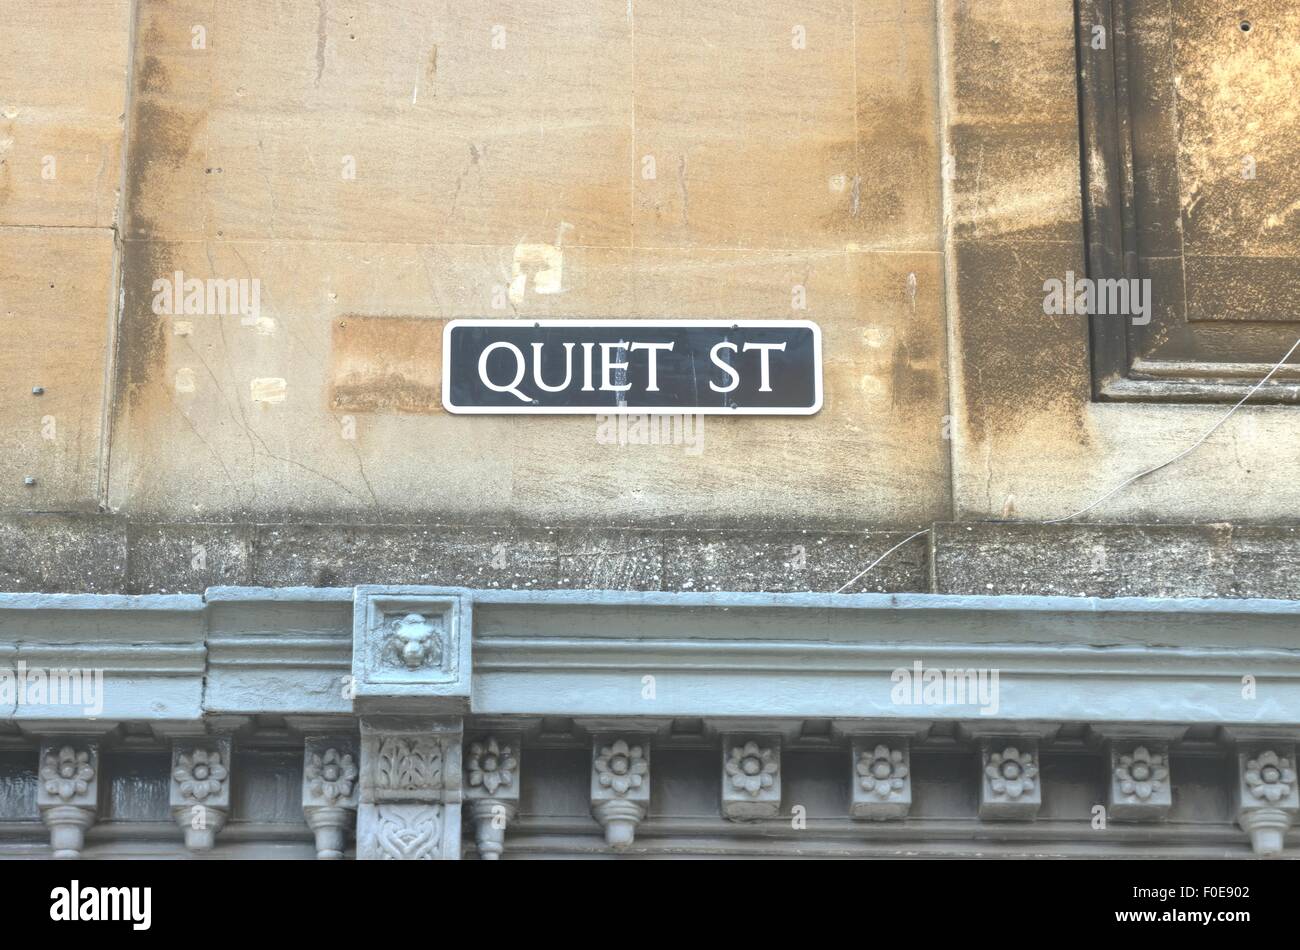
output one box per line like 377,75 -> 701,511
442,320 -> 822,414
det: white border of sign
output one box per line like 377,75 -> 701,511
441,319 -> 823,415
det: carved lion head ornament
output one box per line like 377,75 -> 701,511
385,613 -> 443,670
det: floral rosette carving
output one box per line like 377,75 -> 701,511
305,748 -> 358,805
467,737 -> 518,796
1244,750 -> 1296,804
1114,746 -> 1168,801
40,746 -> 95,802
985,746 -> 1038,800
172,748 -> 229,802
594,739 -> 648,796
725,741 -> 779,797
856,744 -> 908,799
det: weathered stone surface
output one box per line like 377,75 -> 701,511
107,0 -> 951,528
126,0 -> 633,246
125,522 -> 253,593
109,238 -> 950,526
943,1 -> 1300,524
252,523 -> 570,590
1170,0 -> 1300,261
0,515 -> 125,593
6,517 -> 1300,598
933,522 -> 1300,600
943,0 -> 1081,244
0,228 -> 117,512
0,1 -> 132,227
1,0 -> 1298,599
661,528 -> 928,594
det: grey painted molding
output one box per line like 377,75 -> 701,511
0,587 -> 1298,729
5,584 -> 1289,858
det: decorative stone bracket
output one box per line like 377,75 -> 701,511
464,734 -> 521,859
170,737 -> 232,852
302,736 -> 360,859
851,739 -> 912,820
1107,742 -> 1172,821
591,736 -> 650,850
1233,744 -> 1298,857
37,740 -> 99,859
980,739 -> 1041,820
721,735 -> 781,820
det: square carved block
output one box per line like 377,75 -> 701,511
36,741 -> 100,810
721,736 -> 781,820
356,802 -> 460,860
979,740 -> 1041,820
1108,743 -> 1171,821
1234,744 -> 1298,813
169,737 -> 233,813
359,724 -> 458,805
352,587 -> 473,714
850,740 -> 911,820
464,734 -> 521,804
303,736 -> 360,810
591,736 -> 651,806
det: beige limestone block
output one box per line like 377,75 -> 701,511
0,227 -> 115,509
0,0 -> 132,227
109,239 -> 947,524
633,0 -> 857,250
127,0 -> 633,246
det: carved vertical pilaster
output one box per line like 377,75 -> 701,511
1233,744 -> 1297,857
591,736 -> 650,850
302,737 -> 359,859
356,718 -> 463,860
979,739 -> 1041,820
464,734 -> 521,860
37,741 -> 99,859
169,738 -> 232,852
721,736 -> 780,820
851,739 -> 912,820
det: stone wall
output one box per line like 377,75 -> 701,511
1,1 -> 1298,581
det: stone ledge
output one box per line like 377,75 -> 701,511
2,514 -> 1299,598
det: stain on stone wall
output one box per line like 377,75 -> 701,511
330,316 -> 444,413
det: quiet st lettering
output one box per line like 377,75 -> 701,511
477,339 -> 789,402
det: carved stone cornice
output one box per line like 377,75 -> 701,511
1,594 -> 205,728
1,589 -> 1299,731
206,587 -> 353,717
